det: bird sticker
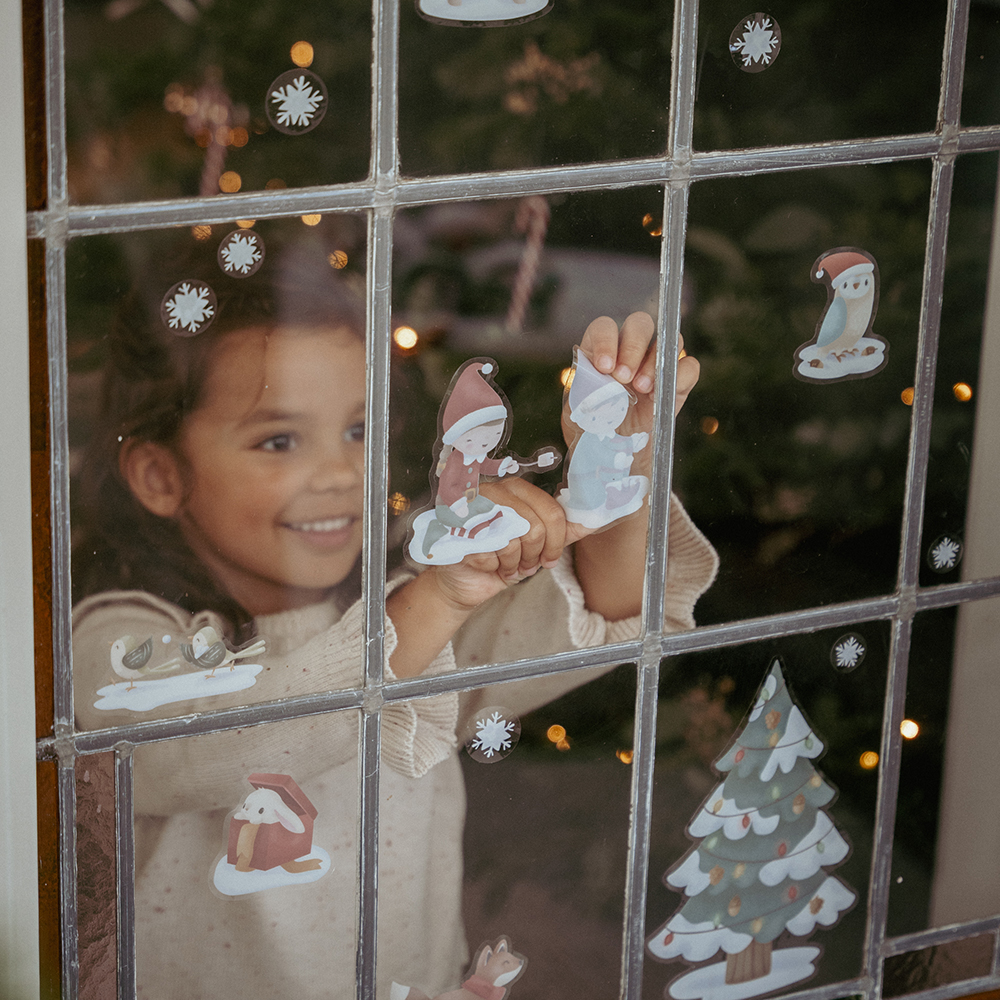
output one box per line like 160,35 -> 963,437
110,634 -> 183,690
180,626 -> 267,678
794,248 -> 887,383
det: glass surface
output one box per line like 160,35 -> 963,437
889,600 -> 1000,937
883,935 -> 995,997
76,753 -> 117,1000
692,0 -> 946,152
962,2 -> 1000,127
67,217 -> 368,726
678,162 -> 932,623
131,715 -> 360,996
398,0 -> 673,176
379,666 -> 636,997
646,626 -> 885,999
65,0 -> 371,204
922,153 -> 1000,585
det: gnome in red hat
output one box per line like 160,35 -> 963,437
407,359 -> 559,565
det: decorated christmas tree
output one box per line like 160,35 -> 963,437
647,659 -> 856,999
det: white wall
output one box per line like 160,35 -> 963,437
0,1 -> 41,997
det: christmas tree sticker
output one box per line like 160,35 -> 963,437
647,659 -> 856,1000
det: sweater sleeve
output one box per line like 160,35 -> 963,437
453,493 -> 718,726
73,588 -> 458,817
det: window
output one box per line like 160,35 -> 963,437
15,1 -> 1000,999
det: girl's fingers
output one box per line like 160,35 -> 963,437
480,479 -> 567,574
675,353 -> 701,416
613,311 -> 656,387
579,315 -> 622,376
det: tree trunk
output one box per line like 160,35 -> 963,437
725,939 -> 772,984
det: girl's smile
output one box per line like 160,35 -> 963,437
173,325 -> 367,616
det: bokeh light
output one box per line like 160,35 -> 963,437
859,751 -> 879,770
546,724 -> 566,743
265,178 -> 287,190
219,171 -> 242,193
236,219 -> 256,229
328,250 -> 349,269
556,738 -> 571,751
230,126 -> 249,148
191,225 -> 212,241
387,492 -> 410,515
301,214 -> 322,226
900,719 -> 920,739
900,387 -> 914,406
642,212 -> 663,237
393,326 -> 419,350
953,382 -> 973,402
616,749 -> 633,764
291,41 -> 315,67
701,416 -> 720,435
559,367 -> 575,389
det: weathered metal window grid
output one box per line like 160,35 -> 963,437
30,0 -> 1000,998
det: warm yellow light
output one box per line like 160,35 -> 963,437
556,738 -> 571,751
859,751 -> 879,770
301,214 -> 322,226
328,250 -> 349,270
901,387 -> 914,406
195,129 -> 212,149
559,367 -> 575,388
642,212 -> 663,237
164,86 -> 184,113
393,326 -> 419,350
230,126 -> 249,148
191,224 -> 212,241
215,126 -> 231,146
387,492 -> 410,514
291,41 -> 315,68
616,749 -> 633,764
219,171 -> 242,193
701,416 -> 719,435
265,178 -> 287,190
236,219 -> 256,229
953,382 -> 973,403
546,724 -> 566,743
900,719 -> 920,740
180,95 -> 198,117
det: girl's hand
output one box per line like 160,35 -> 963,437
429,478 -> 569,613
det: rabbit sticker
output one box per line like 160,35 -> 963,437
212,774 -> 330,897
391,936 -> 527,1000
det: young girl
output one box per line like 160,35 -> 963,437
71,237 -> 717,999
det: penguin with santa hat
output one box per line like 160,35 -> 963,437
407,358 -> 558,566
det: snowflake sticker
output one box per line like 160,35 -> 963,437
218,230 -> 265,278
463,706 -> 520,763
831,633 -> 866,672
160,279 -> 217,337
730,13 -> 782,73
928,534 -> 963,573
266,69 -> 328,135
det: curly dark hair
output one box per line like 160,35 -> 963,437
72,227 -> 368,639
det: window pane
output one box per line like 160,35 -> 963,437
65,0 -> 371,205
962,3 -> 1000,128
679,162 -> 932,624
68,219 -> 369,728
646,627 -> 885,998
378,666 -> 636,997
693,0 -> 946,152
398,0 -> 672,176
132,714 -> 361,995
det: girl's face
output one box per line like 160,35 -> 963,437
175,326 -> 366,616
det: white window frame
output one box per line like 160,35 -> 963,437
15,0 -> 1000,998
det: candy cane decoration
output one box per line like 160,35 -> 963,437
505,196 -> 551,335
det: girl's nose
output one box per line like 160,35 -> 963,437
309,449 -> 363,492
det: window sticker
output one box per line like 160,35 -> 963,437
212,773 -> 331,897
218,229 -> 265,278
266,68 -> 329,136
160,279 -> 217,336
415,0 -> 552,28
407,358 -> 561,566
830,633 -> 866,672
557,349 -> 650,530
927,533 -> 963,573
93,628 -> 265,713
463,705 -> 521,763
647,658 -> 856,999
794,248 -> 887,383
391,936 -> 527,1000
729,13 -> 782,73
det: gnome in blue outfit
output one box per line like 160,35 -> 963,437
557,350 -> 650,530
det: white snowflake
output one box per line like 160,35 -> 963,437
164,282 -> 214,333
270,75 -> 325,128
931,536 -> 961,571
471,711 -> 516,758
834,636 -> 865,670
733,16 -> 779,68
220,234 -> 262,275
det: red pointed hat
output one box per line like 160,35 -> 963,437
815,250 -> 874,284
441,361 -> 508,445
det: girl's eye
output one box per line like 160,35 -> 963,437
258,433 -> 297,452
344,421 -> 365,444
